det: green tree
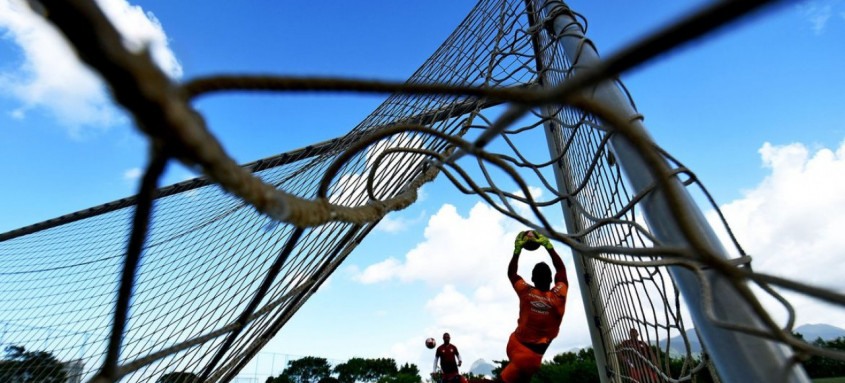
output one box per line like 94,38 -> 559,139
268,356 -> 332,383
491,347 -> 722,383
334,357 -> 399,383
627,344 -> 716,383
489,359 -> 508,381
463,372 -> 486,381
398,362 -> 420,378
377,372 -> 421,383
662,354 -> 716,383
267,374 -> 295,383
0,345 -> 69,383
531,348 -> 599,383
334,357 -> 369,383
384,362 -> 421,383
797,335 -> 845,379
157,371 -> 200,383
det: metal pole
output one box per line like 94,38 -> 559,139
541,115 -> 615,383
536,1 -> 808,382
524,2 -> 614,378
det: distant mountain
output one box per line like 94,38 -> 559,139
794,323 -> 845,341
469,359 -> 495,377
659,323 -> 845,356
659,329 -> 702,356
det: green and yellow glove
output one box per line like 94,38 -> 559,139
534,231 -> 554,249
513,231 -> 528,254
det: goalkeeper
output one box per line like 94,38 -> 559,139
500,230 -> 569,383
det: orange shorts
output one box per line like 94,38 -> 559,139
501,333 -> 544,383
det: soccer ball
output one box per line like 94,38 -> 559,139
521,231 -> 541,251
425,337 -> 436,349
522,240 -> 540,251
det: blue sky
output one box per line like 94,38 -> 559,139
1,0 -> 844,380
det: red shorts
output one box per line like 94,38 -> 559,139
501,333 -> 544,383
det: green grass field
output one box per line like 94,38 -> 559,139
814,378 -> 845,383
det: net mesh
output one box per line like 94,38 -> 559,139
1,0 -> 843,382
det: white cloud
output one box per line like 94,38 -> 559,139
417,185 -> 429,203
123,167 -> 142,181
9,108 -> 24,120
355,257 -> 401,284
328,132 -> 428,207
97,0 -> 182,78
377,215 -> 411,233
796,0 -> 839,34
376,210 -> 427,233
0,0 -> 182,134
358,203 -> 514,286
707,140 -> 845,326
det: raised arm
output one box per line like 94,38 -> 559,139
547,247 -> 567,284
535,232 -> 567,285
508,232 -> 526,283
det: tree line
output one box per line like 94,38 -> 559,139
262,349 -> 710,383
264,356 -> 421,383
0,345 -> 69,383
796,335 -> 845,379
490,347 -> 715,383
2,336 -> 843,383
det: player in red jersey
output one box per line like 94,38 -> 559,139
619,328 -> 660,382
433,332 -> 465,383
500,230 -> 568,383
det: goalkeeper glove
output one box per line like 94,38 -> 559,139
513,231 -> 528,254
533,231 -> 554,249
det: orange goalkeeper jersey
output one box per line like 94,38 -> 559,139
512,277 -> 568,345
